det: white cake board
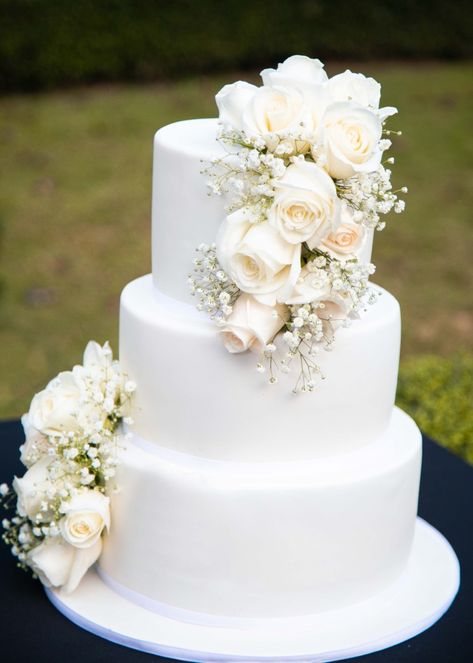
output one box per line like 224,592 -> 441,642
45,518 -> 460,663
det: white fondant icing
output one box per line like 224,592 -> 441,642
152,119 -> 227,304
119,275 -> 401,461
100,407 -> 421,618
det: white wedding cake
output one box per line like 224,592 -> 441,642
97,59 -> 422,620
4,56 -> 459,659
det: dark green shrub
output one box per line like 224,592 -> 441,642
397,354 -> 473,464
1,0 -> 472,92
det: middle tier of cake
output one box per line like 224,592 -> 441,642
120,275 -> 401,461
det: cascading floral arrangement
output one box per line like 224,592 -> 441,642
189,55 -> 407,391
1,342 -> 135,593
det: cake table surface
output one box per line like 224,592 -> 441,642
1,419 -> 471,663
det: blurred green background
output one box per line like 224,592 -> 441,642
0,2 -> 472,460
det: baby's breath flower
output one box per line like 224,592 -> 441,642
188,244 -> 240,321
198,85 -> 404,393
336,166 -> 407,230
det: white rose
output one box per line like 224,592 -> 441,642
327,70 -> 397,122
216,210 -> 301,306
261,55 -> 328,89
261,55 -> 330,130
76,339 -> 124,412
317,299 -> 352,342
320,102 -> 383,179
317,299 -> 350,321
219,294 -> 289,354
286,263 -> 330,305
28,371 -> 82,437
83,340 -> 113,370
75,340 -> 113,390
286,266 -> 352,318
13,457 -> 52,519
269,160 -> 340,248
28,535 -> 102,594
215,81 -> 258,130
59,490 -> 110,549
328,70 -> 381,109
314,297 -> 354,343
243,85 -> 311,135
19,413 -> 50,468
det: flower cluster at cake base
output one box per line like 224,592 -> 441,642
190,55 -> 406,391
1,341 -> 135,593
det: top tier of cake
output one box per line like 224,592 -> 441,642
151,118 -> 374,305
152,119 -> 225,305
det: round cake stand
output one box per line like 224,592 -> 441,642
45,518 -> 460,663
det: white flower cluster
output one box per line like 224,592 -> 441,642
206,137 -> 286,222
336,168 -> 407,231
190,55 -> 406,391
210,55 -> 406,225
1,341 -> 135,593
188,243 -> 240,322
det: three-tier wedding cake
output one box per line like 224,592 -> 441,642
98,56 -> 422,620
4,56 -> 459,661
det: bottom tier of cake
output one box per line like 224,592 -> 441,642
99,407 -> 421,620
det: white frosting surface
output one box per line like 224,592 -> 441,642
119,275 -> 400,461
152,119 -> 227,304
100,407 -> 421,619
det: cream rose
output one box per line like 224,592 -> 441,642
317,299 -> 352,341
327,70 -> 397,122
261,55 -> 329,130
316,299 -> 349,321
216,210 -> 301,306
269,160 -> 340,247
320,102 -> 383,179
219,294 -> 289,354
261,55 -> 328,89
216,80 -> 310,135
286,265 -> 352,320
13,457 -> 52,519
328,70 -> 381,109
19,413 -> 50,468
28,535 -> 102,594
83,340 -> 113,371
59,490 -> 110,549
243,85 -> 311,135
286,264 -> 330,305
215,81 -> 259,130
28,371 -> 82,437
322,222 -> 364,257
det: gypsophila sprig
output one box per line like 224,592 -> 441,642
189,55 -> 406,391
1,341 -> 135,593
336,168 -> 407,231
188,243 -> 240,322
255,253 -> 379,392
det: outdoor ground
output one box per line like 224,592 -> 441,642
0,62 -> 472,457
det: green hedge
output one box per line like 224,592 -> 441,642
1,0 -> 472,91
397,354 -> 473,464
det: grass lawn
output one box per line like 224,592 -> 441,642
0,62 -> 472,455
